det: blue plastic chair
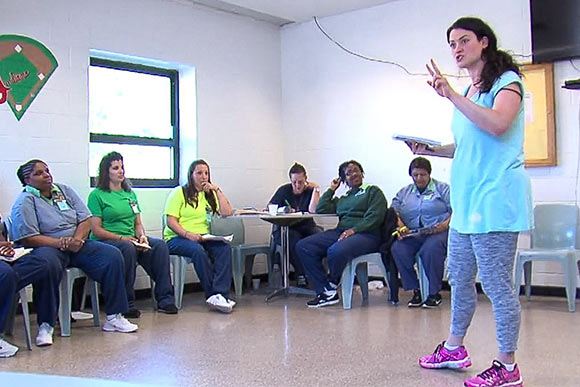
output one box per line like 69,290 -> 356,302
210,216 -> 273,296
341,253 -> 392,309
514,204 -> 580,312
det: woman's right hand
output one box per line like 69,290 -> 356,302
405,141 -> 430,155
330,178 -> 341,191
0,241 -> 14,257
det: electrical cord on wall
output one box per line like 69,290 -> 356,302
313,16 -> 532,79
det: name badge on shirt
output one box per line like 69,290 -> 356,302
129,200 -> 139,214
53,191 -> 71,211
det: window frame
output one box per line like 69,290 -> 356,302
89,57 -> 180,188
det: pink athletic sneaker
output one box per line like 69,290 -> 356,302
464,360 -> 523,387
419,341 -> 472,369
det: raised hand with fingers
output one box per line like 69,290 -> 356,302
426,59 -> 455,99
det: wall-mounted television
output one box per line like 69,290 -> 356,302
530,0 -> 580,63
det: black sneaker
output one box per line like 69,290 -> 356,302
123,307 -> 141,319
306,291 -> 340,308
422,293 -> 442,309
158,304 -> 178,314
407,289 -> 423,307
296,275 -> 308,288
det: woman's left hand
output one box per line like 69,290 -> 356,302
338,228 -> 356,241
426,59 -> 456,99
0,241 -> 14,257
431,222 -> 448,234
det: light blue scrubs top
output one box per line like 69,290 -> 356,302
449,70 -> 533,234
392,178 -> 451,229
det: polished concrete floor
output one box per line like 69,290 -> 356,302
1,287 -> 578,386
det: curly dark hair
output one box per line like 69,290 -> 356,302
338,160 -> 364,186
183,159 -> 218,214
447,17 -> 520,93
96,151 -> 132,192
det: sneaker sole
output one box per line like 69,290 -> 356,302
36,341 -> 53,347
102,325 -> 138,333
422,302 -> 441,309
420,357 -> 472,369
464,379 -> 523,387
208,304 -> 233,314
307,298 -> 340,308
408,303 -> 423,308
0,349 -> 18,358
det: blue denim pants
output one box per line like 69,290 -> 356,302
166,237 -> 232,299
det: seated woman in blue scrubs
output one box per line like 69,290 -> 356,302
10,159 -> 138,334
391,157 -> 451,308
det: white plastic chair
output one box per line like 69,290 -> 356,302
340,252 -> 392,309
514,203 -> 580,312
58,267 -> 101,336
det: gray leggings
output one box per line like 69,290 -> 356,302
447,229 -> 521,353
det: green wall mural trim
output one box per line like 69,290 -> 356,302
0,34 -> 58,121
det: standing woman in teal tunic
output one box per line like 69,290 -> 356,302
88,152 -> 177,317
410,17 -> 532,387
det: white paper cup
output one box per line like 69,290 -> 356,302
252,278 -> 260,290
268,204 -> 278,216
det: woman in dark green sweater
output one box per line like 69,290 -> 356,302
296,160 -> 387,308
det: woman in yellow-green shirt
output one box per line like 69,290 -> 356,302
164,159 -> 234,313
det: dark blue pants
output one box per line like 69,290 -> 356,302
296,229 -> 381,294
390,230 -> 448,295
272,223 -> 321,276
0,251 -> 63,332
102,238 -> 175,308
38,241 -> 128,315
167,237 -> 232,299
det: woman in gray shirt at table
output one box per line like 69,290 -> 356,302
391,157 -> 451,308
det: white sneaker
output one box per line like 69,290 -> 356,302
0,337 -> 19,358
205,294 -> 233,314
35,322 -> 54,347
103,314 -> 139,333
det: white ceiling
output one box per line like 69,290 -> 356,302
189,0 -> 398,25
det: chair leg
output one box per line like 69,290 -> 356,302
19,289 -> 32,350
171,256 -> 185,309
150,278 -> 157,310
244,254 -> 256,290
356,262 -> 370,302
59,271 -> 73,337
341,261 -> 354,309
564,255 -> 577,312
523,261 -> 533,299
232,248 -> 244,297
514,254 -> 523,296
89,280 -> 100,327
416,255 -> 429,302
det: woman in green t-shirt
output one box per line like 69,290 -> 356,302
163,159 -> 235,313
88,152 -> 177,318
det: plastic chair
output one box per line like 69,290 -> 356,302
210,216 -> 272,296
415,254 -> 430,303
5,288 -> 33,351
514,203 -> 580,312
58,267 -> 101,336
341,253 -> 392,309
